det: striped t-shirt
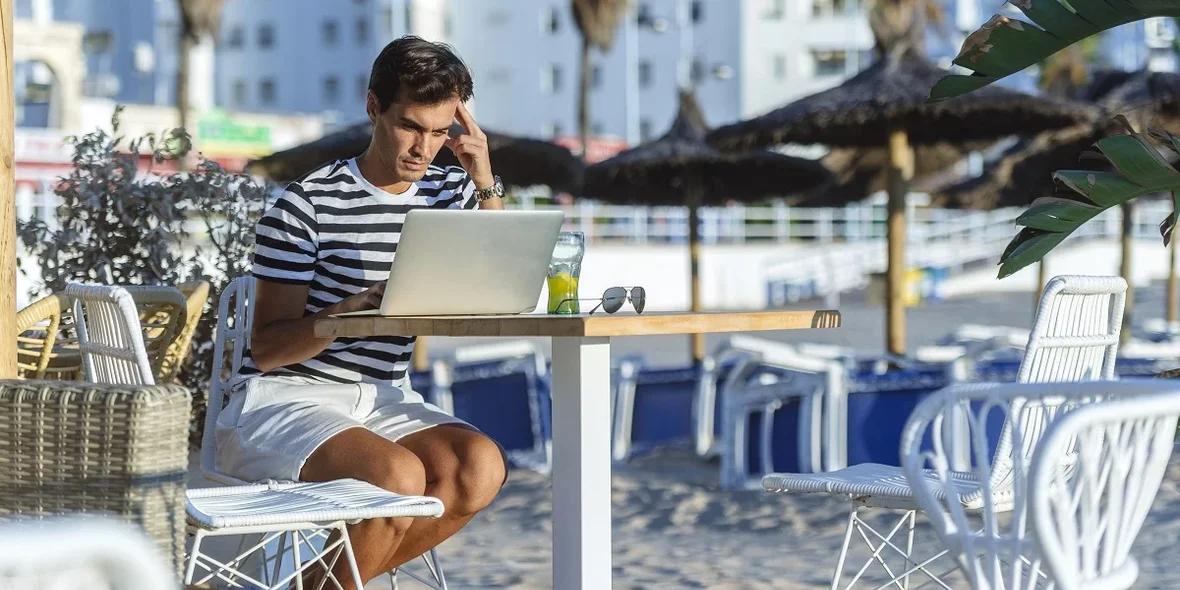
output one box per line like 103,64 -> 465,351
240,158 -> 478,385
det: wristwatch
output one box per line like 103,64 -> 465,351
473,175 -> 505,201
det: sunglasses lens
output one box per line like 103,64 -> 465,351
602,287 -> 627,313
631,287 -> 646,314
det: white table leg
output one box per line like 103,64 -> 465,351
550,336 -> 612,590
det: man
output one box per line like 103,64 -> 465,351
215,36 -> 508,588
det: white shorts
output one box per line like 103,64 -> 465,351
214,375 -> 469,483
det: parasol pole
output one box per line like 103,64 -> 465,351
0,0 -> 14,378
411,336 -> 430,373
1035,258 -> 1048,313
688,188 -> 705,363
1169,217 -> 1178,325
885,126 -> 912,358
1120,201 -> 1134,345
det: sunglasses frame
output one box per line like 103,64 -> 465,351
555,286 -> 646,315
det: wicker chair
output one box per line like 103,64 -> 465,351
0,379 -> 192,578
157,281 -> 210,383
16,285 -> 195,384
15,294 -> 83,381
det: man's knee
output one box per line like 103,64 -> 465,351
448,435 -> 507,516
367,451 -> 429,498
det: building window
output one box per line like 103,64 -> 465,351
812,49 -> 847,75
259,78 -> 276,104
637,2 -> 654,26
324,76 -> 339,103
638,60 -> 653,88
592,121 -> 605,136
542,5 -> 560,34
232,79 -> 247,106
774,54 -> 787,80
380,6 -> 393,38
224,25 -> 243,49
691,0 -> 703,23
444,11 -> 454,37
543,64 -> 564,94
357,74 -> 369,100
591,64 -> 603,89
258,24 -> 274,48
764,0 -> 786,18
639,118 -> 653,141
356,18 -> 368,43
323,20 -> 339,46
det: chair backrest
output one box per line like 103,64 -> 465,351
15,293 -> 83,380
201,276 -> 256,484
901,379 -> 1180,590
982,275 -> 1128,495
1018,275 -> 1126,384
1030,391 -> 1180,590
156,280 -> 211,382
120,285 -> 190,381
66,283 -> 155,386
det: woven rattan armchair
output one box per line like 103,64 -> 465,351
15,294 -> 83,381
0,379 -> 192,578
157,281 -> 210,383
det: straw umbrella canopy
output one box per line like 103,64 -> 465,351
583,90 -> 833,361
246,121 -> 585,193
707,48 -> 1097,356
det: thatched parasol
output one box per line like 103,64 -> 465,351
583,90 -> 833,361
934,69 -> 1180,327
246,122 -> 585,194
707,49 -> 1097,356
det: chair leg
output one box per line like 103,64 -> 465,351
184,530 -> 206,585
831,509 -> 858,590
903,511 -> 916,590
426,548 -> 448,589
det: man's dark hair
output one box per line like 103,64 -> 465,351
368,36 -> 474,112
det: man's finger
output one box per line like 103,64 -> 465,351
456,103 -> 485,139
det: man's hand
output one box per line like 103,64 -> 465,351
332,282 -> 386,315
444,103 -> 495,189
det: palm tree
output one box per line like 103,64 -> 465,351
931,1 -> 1180,279
571,0 -> 628,161
176,0 -> 225,135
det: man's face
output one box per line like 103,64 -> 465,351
367,88 -> 459,183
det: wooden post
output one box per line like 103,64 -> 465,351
0,0 -> 15,379
1120,202 -> 1134,345
885,128 -> 912,358
1168,230 -> 1178,325
411,336 -> 430,372
1035,258 -> 1048,313
688,198 -> 705,363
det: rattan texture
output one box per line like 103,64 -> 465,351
0,379 -> 192,576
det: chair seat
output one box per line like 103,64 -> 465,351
186,479 -> 445,530
762,464 -> 989,510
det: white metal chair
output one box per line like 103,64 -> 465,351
0,517 -> 177,589
718,341 -> 845,489
67,283 -> 157,386
1028,390 -> 1180,590
187,276 -> 451,590
759,275 -> 1128,590
901,379 -> 1180,590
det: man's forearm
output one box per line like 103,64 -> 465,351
250,301 -> 350,372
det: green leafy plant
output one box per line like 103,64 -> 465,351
929,0 -> 1180,277
18,106 -> 268,448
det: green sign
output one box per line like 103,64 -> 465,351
197,110 -> 272,157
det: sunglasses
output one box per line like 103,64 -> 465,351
557,286 -> 646,315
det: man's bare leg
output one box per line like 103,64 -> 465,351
298,427 -> 428,589
378,424 -> 508,570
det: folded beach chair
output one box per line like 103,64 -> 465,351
430,340 -> 552,473
760,275 -> 1127,589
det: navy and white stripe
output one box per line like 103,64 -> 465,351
241,158 -> 477,384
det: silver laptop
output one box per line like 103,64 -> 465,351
337,209 -> 565,316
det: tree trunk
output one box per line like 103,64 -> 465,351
885,128 -> 912,358
578,36 -> 591,161
1120,202 -> 1134,345
1168,232 -> 1178,325
0,0 -> 15,378
176,31 -> 193,166
688,193 -> 704,363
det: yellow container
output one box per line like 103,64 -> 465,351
547,272 -> 580,314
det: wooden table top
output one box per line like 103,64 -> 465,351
314,309 -> 841,339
